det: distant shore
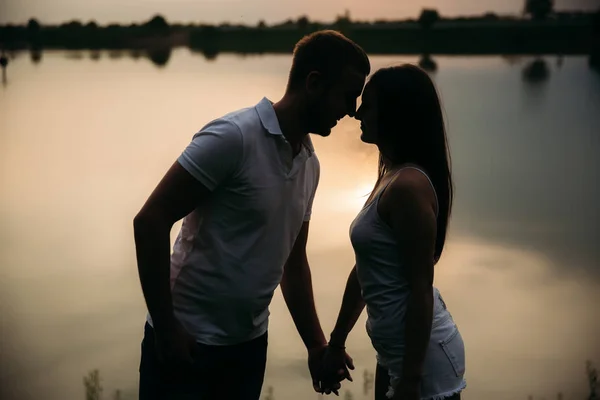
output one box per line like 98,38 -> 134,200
1,10 -> 598,64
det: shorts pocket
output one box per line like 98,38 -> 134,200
439,326 -> 466,377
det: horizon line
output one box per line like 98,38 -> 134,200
0,7 -> 596,27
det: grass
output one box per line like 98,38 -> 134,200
81,359 -> 598,399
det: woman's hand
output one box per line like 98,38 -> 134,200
318,345 -> 355,394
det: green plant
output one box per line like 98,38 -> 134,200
523,0 -> 554,20
418,9 -> 440,30
586,360 -> 598,400
83,370 -> 103,400
363,369 -> 374,395
263,385 -> 275,400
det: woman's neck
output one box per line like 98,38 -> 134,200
382,156 -> 413,173
382,155 -> 395,170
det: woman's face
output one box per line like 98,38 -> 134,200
356,84 -> 378,144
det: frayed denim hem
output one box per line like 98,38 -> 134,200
385,379 -> 467,399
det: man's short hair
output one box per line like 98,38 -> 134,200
288,30 -> 370,90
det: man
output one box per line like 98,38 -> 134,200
133,30 -> 369,400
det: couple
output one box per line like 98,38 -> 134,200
133,30 -> 466,400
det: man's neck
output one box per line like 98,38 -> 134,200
272,94 -> 308,154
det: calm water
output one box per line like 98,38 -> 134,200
1,49 -> 599,400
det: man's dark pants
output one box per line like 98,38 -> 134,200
139,322 -> 268,400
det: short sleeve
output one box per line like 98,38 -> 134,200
303,157 -> 320,222
177,119 -> 243,191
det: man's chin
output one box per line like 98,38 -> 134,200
360,133 -> 375,144
312,128 -> 332,137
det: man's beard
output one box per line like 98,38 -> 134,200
303,99 -> 331,136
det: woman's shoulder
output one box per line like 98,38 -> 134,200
388,166 -> 434,197
379,167 -> 437,218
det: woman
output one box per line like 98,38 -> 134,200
323,65 -> 466,400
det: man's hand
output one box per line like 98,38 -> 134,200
321,345 -> 354,385
154,319 -> 197,366
308,345 -> 343,395
308,344 -> 355,395
308,345 -> 330,394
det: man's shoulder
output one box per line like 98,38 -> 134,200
304,150 -> 320,187
197,106 -> 254,133
223,104 -> 259,125
218,103 -> 262,128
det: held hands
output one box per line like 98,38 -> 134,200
308,343 -> 355,396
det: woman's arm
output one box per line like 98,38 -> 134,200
381,172 -> 437,386
318,266 -> 364,391
329,265 -> 366,347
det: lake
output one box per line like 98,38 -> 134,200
0,49 -> 599,400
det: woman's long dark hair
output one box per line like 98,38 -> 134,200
368,64 -> 454,262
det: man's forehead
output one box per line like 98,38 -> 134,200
340,67 -> 367,93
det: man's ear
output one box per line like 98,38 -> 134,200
305,71 -> 324,96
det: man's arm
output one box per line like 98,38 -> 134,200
280,221 -> 327,350
281,221 -> 346,394
134,119 -> 242,335
133,161 -> 211,331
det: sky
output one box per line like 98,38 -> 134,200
0,0 -> 598,25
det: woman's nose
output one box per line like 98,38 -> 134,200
353,105 -> 362,120
347,100 -> 358,118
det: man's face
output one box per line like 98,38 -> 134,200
355,83 -> 378,144
304,66 -> 366,137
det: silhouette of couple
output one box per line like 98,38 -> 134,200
134,30 -> 466,400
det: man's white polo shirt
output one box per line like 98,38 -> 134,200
146,97 -> 320,345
